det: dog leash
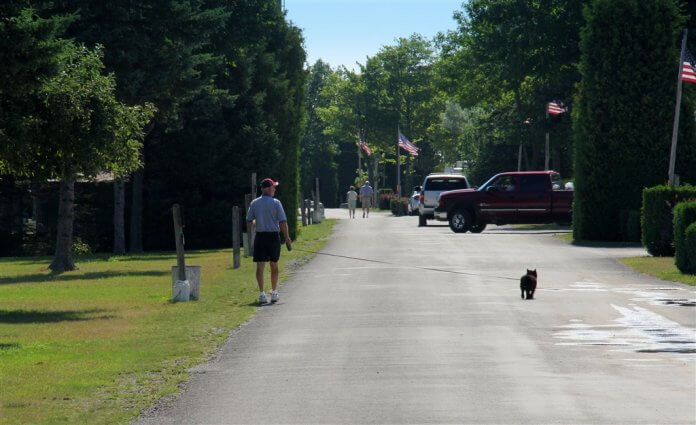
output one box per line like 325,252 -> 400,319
290,247 -> 519,282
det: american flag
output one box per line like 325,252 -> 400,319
682,48 -> 696,84
547,100 -> 567,116
359,132 -> 372,156
398,130 -> 419,156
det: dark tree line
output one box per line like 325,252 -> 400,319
0,0 -> 306,262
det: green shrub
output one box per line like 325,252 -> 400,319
642,185 -> 696,256
683,223 -> 696,275
71,237 -> 92,257
389,197 -> 409,216
674,201 -> 696,273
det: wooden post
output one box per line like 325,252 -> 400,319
311,190 -> 316,224
315,178 -> 320,222
172,204 -> 186,281
232,206 -> 241,269
300,193 -> 307,226
243,194 -> 252,257
251,172 -> 257,197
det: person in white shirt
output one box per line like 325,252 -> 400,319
346,186 -> 358,218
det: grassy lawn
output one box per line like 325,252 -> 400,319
620,256 -> 696,286
0,219 -> 335,425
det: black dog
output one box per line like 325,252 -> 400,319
520,269 -> 537,300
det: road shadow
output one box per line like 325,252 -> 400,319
570,240 -> 642,248
0,270 -> 169,285
0,308 -> 115,324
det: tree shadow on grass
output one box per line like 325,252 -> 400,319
0,270 -> 169,285
0,309 -> 115,324
0,343 -> 20,350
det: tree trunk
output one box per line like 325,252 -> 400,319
552,147 -> 561,173
129,168 -> 143,253
113,178 -> 126,255
49,176 -> 76,273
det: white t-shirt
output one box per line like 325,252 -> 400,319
347,190 -> 358,202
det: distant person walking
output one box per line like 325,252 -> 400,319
246,178 -> 292,305
360,180 -> 374,218
346,186 -> 358,219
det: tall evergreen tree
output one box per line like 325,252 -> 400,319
573,0 -> 686,241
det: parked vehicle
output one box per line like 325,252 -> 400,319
418,174 -> 470,226
434,171 -> 573,233
408,186 -> 421,215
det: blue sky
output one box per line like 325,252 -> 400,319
284,0 -> 463,70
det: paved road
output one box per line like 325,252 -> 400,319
137,210 -> 696,424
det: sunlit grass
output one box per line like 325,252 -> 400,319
0,219 -> 336,424
620,256 -> 696,286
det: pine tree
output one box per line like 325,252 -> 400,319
573,0 -> 683,241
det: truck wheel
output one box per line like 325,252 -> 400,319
449,210 -> 471,233
470,223 -> 487,233
418,214 -> 427,227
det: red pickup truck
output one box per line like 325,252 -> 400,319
434,171 -> 573,233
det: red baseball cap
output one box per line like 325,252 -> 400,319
260,178 -> 279,188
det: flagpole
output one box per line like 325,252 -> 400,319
358,143 -> 362,170
396,125 -> 401,196
669,29 -> 687,186
545,108 -> 550,170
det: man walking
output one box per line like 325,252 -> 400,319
359,180 -> 374,218
246,178 -> 292,305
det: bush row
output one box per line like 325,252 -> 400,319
389,197 -> 409,216
641,184 -> 696,256
674,201 -> 696,273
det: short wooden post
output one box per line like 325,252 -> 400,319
172,204 -> 186,280
311,189 -> 317,224
243,194 -> 252,257
314,178 -> 321,222
232,206 -> 241,269
300,193 -> 307,226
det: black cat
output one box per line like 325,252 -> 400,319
520,269 -> 537,300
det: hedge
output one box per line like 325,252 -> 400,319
683,223 -> 696,275
641,185 -> 696,256
674,201 -> 696,273
390,197 -> 409,216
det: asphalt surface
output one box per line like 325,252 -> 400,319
136,209 -> 696,425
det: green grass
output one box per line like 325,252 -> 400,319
620,256 -> 696,286
0,219 -> 336,425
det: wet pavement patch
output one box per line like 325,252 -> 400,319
554,304 -> 696,357
654,299 -> 696,307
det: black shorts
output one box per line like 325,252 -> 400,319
253,232 -> 281,262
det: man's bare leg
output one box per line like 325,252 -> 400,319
270,262 -> 279,291
256,262 -> 266,292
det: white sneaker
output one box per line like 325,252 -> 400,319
270,290 -> 279,303
259,292 -> 268,305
